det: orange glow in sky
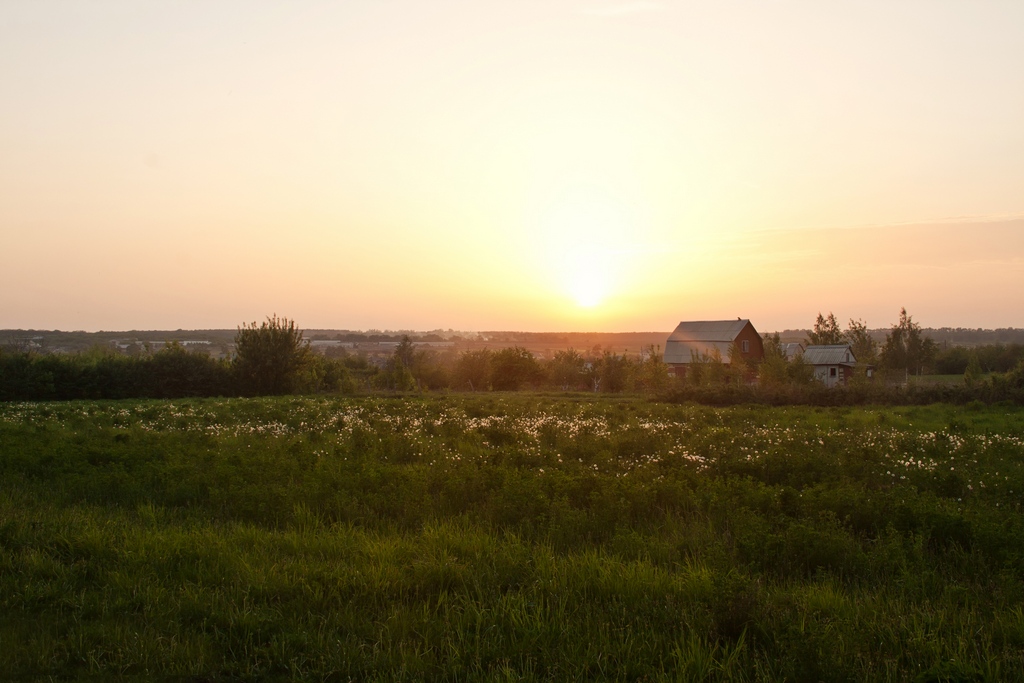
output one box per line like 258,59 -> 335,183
2,1 -> 1023,331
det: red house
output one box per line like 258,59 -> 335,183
663,319 -> 764,379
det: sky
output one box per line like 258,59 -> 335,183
2,1 -> 1023,333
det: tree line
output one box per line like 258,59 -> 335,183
4,311 -> 1024,403
0,316 -> 672,401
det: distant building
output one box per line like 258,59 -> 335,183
802,344 -> 873,387
781,342 -> 804,361
663,319 -> 764,378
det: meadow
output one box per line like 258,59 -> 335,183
2,395 -> 1024,681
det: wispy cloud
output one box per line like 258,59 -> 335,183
581,2 -> 667,18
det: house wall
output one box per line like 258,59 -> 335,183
734,323 -> 765,363
813,365 -> 840,388
813,364 -> 857,388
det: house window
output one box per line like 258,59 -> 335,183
829,367 -> 837,377
741,340 -> 749,353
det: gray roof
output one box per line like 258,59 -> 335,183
802,344 -> 857,366
664,319 -> 753,364
781,343 -> 804,360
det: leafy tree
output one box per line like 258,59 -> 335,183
688,348 -> 725,385
933,345 -> 971,375
807,312 -> 843,346
631,345 -> 670,394
786,353 -> 815,384
377,356 -> 417,392
550,348 -> 586,390
964,351 -> 983,386
762,333 -> 787,362
148,342 -> 230,397
394,335 -> 416,368
491,346 -> 541,391
880,308 -> 937,376
975,343 -> 1024,373
413,350 -> 456,391
727,340 -> 755,383
298,354 -> 355,394
454,349 -> 491,391
375,336 -> 421,392
844,318 -> 877,364
758,333 -> 789,386
1005,359 -> 1024,390
233,315 -> 311,395
597,351 -> 630,393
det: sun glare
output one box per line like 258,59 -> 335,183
538,189 -> 634,312
563,250 -> 613,308
568,268 -> 607,308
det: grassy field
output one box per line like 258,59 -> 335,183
2,395 -> 1024,681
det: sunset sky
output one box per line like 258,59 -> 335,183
3,1 -> 1023,332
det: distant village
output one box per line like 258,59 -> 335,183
664,319 -> 867,387
4,321 -> 1024,387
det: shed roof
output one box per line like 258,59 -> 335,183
803,344 -> 857,366
664,319 -> 754,364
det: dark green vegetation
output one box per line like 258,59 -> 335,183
5,337 -> 1024,407
233,315 -> 314,396
3,396 -> 1024,680
5,311 -> 1024,406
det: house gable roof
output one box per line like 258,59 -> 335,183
803,344 -> 857,366
664,319 -> 756,364
667,319 -> 751,343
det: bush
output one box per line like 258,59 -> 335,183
232,315 -> 311,396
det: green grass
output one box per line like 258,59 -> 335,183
2,395 -> 1024,680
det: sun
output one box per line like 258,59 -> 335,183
537,188 -> 631,312
565,253 -> 611,308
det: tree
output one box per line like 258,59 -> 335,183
688,348 -> 725,385
550,348 -> 586,390
377,336 -> 419,391
491,346 -> 541,391
786,353 -> 815,384
807,312 -> 843,346
413,349 -> 456,391
964,351 -> 983,386
149,342 -> 230,397
454,349 -> 492,391
597,351 -> 630,393
631,345 -> 670,395
377,355 -> 417,392
727,340 -> 754,383
844,318 -> 877,364
233,315 -> 311,395
394,335 -> 416,368
297,354 -> 355,394
880,308 -> 937,376
758,333 -> 789,386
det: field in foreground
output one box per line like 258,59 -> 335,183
2,395 -> 1024,681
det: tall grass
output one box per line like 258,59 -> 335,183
2,396 -> 1023,679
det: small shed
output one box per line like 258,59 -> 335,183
802,344 -> 871,387
663,319 -> 764,378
